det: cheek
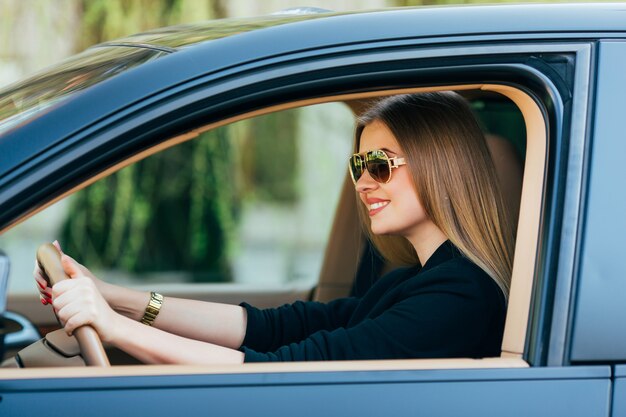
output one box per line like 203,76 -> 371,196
391,182 -> 427,220
401,194 -> 427,219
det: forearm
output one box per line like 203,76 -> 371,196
99,282 -> 147,321
154,297 -> 247,350
51,255 -> 246,361
110,315 -> 244,365
100,283 -> 247,349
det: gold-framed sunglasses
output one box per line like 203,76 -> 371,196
349,149 -> 406,184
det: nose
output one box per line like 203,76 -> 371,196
355,169 -> 379,194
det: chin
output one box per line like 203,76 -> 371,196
370,222 -> 396,236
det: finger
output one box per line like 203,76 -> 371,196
52,281 -> 84,310
36,275 -> 52,297
40,294 -> 49,305
62,313 -> 83,336
52,240 -> 63,253
49,241 -> 84,271
35,277 -> 49,292
56,298 -> 86,324
51,279 -> 78,307
52,278 -> 95,310
63,311 -> 95,337
61,254 -> 82,279
65,254 -> 88,275
33,260 -> 53,290
60,252 -> 87,274
36,272 -> 52,289
33,261 -> 45,284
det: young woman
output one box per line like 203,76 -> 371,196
35,91 -> 514,364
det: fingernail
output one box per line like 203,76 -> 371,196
41,298 -> 48,305
38,281 -> 46,289
43,292 -> 52,298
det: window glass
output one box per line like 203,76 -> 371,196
0,47 -> 167,136
3,102 -> 354,293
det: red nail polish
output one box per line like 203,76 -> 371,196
38,281 -> 46,289
41,298 -> 47,305
43,292 -> 51,298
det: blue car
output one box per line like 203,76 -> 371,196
0,4 -> 625,416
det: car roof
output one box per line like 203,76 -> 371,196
0,3 -> 624,181
1,2 -> 624,131
99,3 -> 626,51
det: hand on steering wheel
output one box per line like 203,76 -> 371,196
34,241 -> 103,304
53,262 -> 120,342
33,241 -> 60,305
36,243 -> 111,367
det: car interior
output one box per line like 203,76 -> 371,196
0,83 -> 545,377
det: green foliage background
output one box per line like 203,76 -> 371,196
60,0 -> 299,282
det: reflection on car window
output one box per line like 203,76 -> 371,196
0,47 -> 167,136
3,102 -> 353,291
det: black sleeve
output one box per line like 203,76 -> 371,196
242,274 -> 503,362
240,297 -> 360,352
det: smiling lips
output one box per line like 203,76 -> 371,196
367,199 -> 390,216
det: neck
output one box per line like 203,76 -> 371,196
406,222 -> 448,266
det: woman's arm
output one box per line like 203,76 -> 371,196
51,257 -> 244,364
242,271 -> 505,362
240,297 -> 359,352
107,313 -> 244,365
100,284 -> 247,350
36,245 -> 247,350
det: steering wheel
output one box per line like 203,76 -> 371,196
36,243 -> 110,367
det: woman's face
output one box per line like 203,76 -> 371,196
356,120 -> 436,241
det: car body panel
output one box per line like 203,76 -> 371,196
570,41 -> 626,363
0,366 -> 611,417
613,366 -> 626,417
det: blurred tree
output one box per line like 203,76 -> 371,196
241,111 -> 300,203
62,128 -> 238,282
78,0 -> 226,49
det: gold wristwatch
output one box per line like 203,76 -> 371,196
140,292 -> 164,326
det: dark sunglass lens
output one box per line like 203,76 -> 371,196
366,151 -> 390,183
349,155 -> 364,182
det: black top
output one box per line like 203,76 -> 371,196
240,240 -> 506,362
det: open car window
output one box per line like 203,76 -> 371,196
3,102 -> 354,293
1,82 -> 544,375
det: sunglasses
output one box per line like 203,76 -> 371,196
349,149 -> 406,184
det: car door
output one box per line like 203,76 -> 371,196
0,18 -> 613,416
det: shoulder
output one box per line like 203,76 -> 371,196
407,256 -> 506,308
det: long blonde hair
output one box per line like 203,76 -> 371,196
355,92 -> 515,297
